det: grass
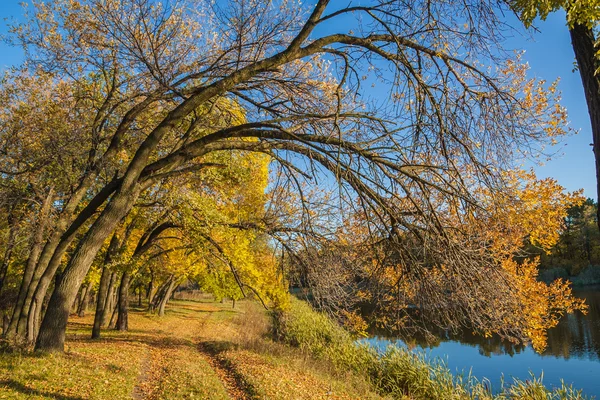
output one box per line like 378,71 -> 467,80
0,296 -> 591,399
272,297 -> 593,400
0,297 -> 382,399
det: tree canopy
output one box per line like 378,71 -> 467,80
0,0 -> 588,353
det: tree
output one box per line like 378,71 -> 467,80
286,170 -> 585,351
510,0 -> 600,230
0,0 -> 584,352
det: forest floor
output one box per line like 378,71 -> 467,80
0,297 -> 382,400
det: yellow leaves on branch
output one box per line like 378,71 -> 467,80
502,258 -> 587,351
474,169 -> 587,351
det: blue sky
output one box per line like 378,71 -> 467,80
0,2 -> 595,199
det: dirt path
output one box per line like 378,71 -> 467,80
197,341 -> 253,400
130,302 -> 254,400
131,346 -> 164,400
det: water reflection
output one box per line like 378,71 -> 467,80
367,287 -> 600,396
544,288 -> 600,361
386,287 -> 600,362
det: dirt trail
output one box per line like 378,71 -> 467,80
130,302 -> 253,400
197,341 -> 253,400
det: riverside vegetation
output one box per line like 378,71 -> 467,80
0,1 -> 598,399
0,295 -> 590,400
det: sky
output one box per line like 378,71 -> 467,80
0,2 -> 595,199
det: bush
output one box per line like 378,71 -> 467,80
272,297 -> 590,400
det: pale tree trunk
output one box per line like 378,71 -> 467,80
151,277 -> 171,313
147,275 -> 157,311
92,266 -> 110,339
92,231 -> 123,339
108,300 -> 118,329
103,273 -> 118,326
157,279 -> 178,317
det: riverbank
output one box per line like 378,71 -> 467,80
0,297 -> 592,399
539,265 -> 600,286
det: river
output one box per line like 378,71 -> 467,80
365,286 -> 600,397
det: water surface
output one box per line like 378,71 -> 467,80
366,287 -> 600,397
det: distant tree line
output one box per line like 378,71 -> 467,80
534,199 -> 600,284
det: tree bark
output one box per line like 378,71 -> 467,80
157,279 -> 177,317
21,179 -> 121,343
92,266 -> 110,339
147,275 -> 157,311
115,272 -> 130,331
92,230 -> 123,339
0,216 -> 17,298
570,23 -> 600,231
35,186 -> 140,352
76,283 -> 89,317
100,272 -> 117,327
7,188 -> 54,337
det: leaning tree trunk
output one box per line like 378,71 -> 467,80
7,188 -> 54,338
35,187 -> 140,352
570,23 -> 600,231
147,275 -> 158,311
103,272 -> 118,326
76,283 -> 89,317
151,278 -> 171,313
115,272 -> 130,331
157,279 -> 178,317
22,180 -> 121,343
92,231 -> 123,339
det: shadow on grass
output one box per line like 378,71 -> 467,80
0,379 -> 85,400
198,340 -> 257,400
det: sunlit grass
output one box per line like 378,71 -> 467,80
273,297 -> 593,400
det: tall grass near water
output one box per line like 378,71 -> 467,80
272,298 -> 591,400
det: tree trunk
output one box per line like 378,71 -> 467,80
570,23 -> 600,231
157,279 -> 177,317
0,214 -> 18,297
147,276 -> 157,311
92,266 -> 111,339
103,272 -> 118,326
7,188 -> 54,337
151,278 -> 170,313
15,178 -> 122,344
108,300 -> 118,329
115,272 -> 130,331
35,187 -> 140,352
76,284 -> 89,317
91,229 -> 123,339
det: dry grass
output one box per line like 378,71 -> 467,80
0,298 -> 384,399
